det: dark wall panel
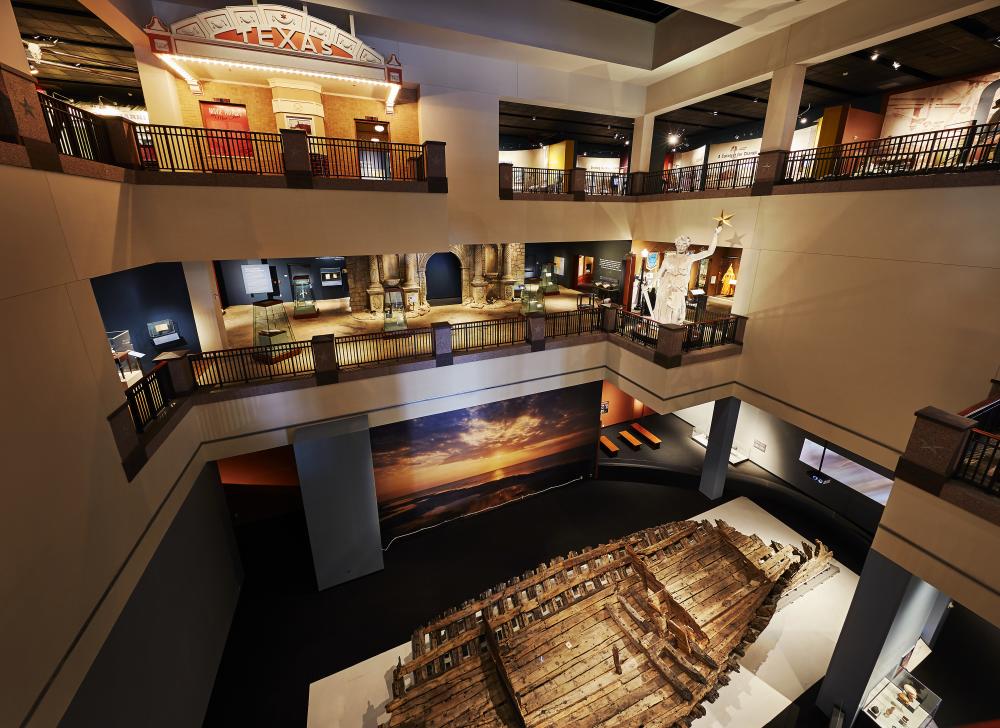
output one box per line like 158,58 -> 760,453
61,465 -> 242,728
91,262 -> 201,369
525,241 -> 630,288
217,258 -> 350,307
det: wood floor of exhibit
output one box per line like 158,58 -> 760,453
384,517 -> 838,727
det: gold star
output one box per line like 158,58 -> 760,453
712,210 -> 733,227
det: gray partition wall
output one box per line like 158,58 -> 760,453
293,415 -> 384,589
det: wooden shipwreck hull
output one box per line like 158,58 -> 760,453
385,519 -> 837,727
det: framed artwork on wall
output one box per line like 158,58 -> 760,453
199,100 -> 251,157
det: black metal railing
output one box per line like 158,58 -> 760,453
125,363 -> 171,433
308,137 -> 425,180
585,170 -> 630,196
452,317 -> 527,352
190,340 -> 314,388
643,156 -> 758,194
963,397 -> 1000,434
545,309 -> 602,338
956,430 -> 1000,495
38,93 -> 114,164
336,328 -> 435,369
512,167 -> 566,194
615,310 -> 659,348
683,315 -> 739,351
132,124 -> 285,174
779,123 -> 1000,183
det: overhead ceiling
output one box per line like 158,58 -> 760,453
499,101 -> 634,150
12,0 -> 141,103
654,5 -> 1000,143
563,0 -> 677,23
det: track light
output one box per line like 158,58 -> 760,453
870,51 -> 879,61
624,140 -> 630,146
892,60 -> 901,70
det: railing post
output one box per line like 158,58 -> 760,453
525,312 -> 546,352
280,128 -> 313,188
103,117 -> 142,169
600,303 -> 619,333
107,403 -> 147,481
432,322 -> 453,366
312,333 -> 338,384
751,149 -> 785,195
733,314 -> 749,345
653,323 -> 686,368
2,77 -> 60,170
422,140 -> 447,192
155,350 -> 196,396
569,167 -> 587,200
698,156 -> 709,191
895,407 -> 977,496
499,162 -> 514,199
629,171 -> 647,196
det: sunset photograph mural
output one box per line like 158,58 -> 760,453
371,382 -> 602,544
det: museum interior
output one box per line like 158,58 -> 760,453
1,0 -> 999,726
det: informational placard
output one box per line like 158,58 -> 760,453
242,264 -> 274,295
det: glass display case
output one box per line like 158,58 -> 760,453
521,279 -> 545,314
292,274 -> 319,319
147,319 -> 180,346
383,287 -> 407,332
863,668 -> 940,728
539,263 -> 560,294
252,299 -> 295,363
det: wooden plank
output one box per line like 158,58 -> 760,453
618,430 -> 642,449
630,422 -> 662,448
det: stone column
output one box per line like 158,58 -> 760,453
501,244 -> 516,301
752,63 -> 806,195
699,397 -> 741,500
402,253 -> 419,311
366,255 -> 384,314
471,245 -> 487,307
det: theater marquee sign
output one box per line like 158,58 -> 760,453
147,5 -> 386,64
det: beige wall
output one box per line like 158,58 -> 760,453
175,79 -> 279,133
320,94 -> 420,143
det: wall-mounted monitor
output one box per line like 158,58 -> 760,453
241,264 -> 274,295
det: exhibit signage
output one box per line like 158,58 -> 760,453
242,264 -> 274,295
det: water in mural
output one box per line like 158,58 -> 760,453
371,382 -> 601,544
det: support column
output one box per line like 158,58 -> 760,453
402,253 -> 419,311
630,112 -> 655,172
817,551 -> 947,724
0,0 -> 30,74
699,397 -> 740,500
471,245 -> 487,307
366,255 -> 384,313
135,50 -> 184,126
752,63 -> 806,195
182,261 -> 229,351
501,243 -> 516,300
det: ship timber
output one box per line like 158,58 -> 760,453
384,519 -> 837,727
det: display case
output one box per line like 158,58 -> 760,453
383,287 -> 407,332
291,275 -> 319,318
539,263 -> 560,294
147,319 -> 180,346
252,299 -> 295,363
521,279 -> 545,314
863,668 -> 940,728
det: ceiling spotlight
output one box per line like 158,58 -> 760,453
624,140 -> 630,146
870,51 -> 879,61
374,124 -> 385,132
892,60 -> 901,70
667,133 -> 680,145
799,116 -> 807,124
752,98 -> 759,103
712,110 -> 719,116
531,115 -> 536,121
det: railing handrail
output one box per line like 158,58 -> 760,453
307,134 -> 424,150
784,122 -> 985,159
511,165 -> 566,172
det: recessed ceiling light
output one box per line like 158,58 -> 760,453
892,60 -> 901,70
870,51 -> 879,61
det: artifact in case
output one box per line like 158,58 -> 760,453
521,279 -> 545,314
292,274 -> 319,319
252,299 -> 296,363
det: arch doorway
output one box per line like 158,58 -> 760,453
425,252 -> 463,305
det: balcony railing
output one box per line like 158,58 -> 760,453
307,136 -> 425,181
615,309 -> 659,348
644,156 -> 759,194
512,167 -> 566,194
585,170 -> 630,196
38,93 -> 114,164
779,123 -> 1000,184
683,315 -> 739,351
190,340 -> 315,387
133,124 -> 286,174
956,430 -> 999,495
452,317 -> 527,352
544,308 -> 602,338
335,328 -> 435,369
124,363 -> 172,433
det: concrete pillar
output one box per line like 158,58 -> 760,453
422,140 -> 447,192
630,112 -> 655,172
653,323 -> 685,368
601,304 -> 619,333
135,50 -> 184,126
367,255 -> 384,313
699,397 -> 740,500
525,313 -> 546,352
157,350 -> 195,396
432,321 -> 453,366
752,63 -> 806,195
293,415 -> 384,589
895,407 -> 976,496
817,550 -> 947,724
499,162 -> 513,199
182,261 -> 229,352
280,128 -> 312,188
0,0 -> 30,74
569,167 -> 586,200
312,334 -> 338,385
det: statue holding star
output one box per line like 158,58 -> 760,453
644,210 -> 733,326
